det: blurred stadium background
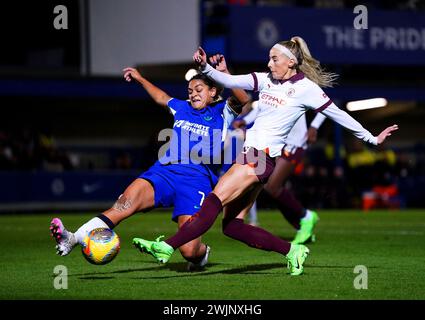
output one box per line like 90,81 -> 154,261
1,0 -> 424,213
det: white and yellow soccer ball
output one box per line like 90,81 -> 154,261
81,228 -> 120,265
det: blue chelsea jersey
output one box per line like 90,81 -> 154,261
157,98 -> 237,182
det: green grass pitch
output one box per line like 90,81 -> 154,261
0,209 -> 424,300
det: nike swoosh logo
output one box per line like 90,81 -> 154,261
82,183 -> 102,194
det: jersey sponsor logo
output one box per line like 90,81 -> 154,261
173,120 -> 210,136
260,93 -> 286,108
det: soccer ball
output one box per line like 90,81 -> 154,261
81,228 -> 120,265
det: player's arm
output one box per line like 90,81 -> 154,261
123,67 -> 171,109
306,84 -> 398,145
238,102 -> 254,118
320,103 -> 398,145
194,47 -> 255,90
208,53 -> 251,115
307,112 -> 326,144
232,105 -> 259,129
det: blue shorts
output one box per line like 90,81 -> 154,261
139,162 -> 216,222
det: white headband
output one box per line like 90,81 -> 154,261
272,44 -> 298,64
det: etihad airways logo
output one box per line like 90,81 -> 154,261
260,93 -> 286,108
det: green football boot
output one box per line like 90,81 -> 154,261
133,235 -> 174,264
292,210 -> 319,244
286,244 -> 310,276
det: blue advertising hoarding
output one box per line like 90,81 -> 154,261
0,171 -> 137,211
228,7 -> 425,65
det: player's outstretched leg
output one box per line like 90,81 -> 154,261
286,244 -> 310,276
50,218 -> 77,256
292,210 -> 319,244
133,236 -> 175,263
222,217 -> 310,276
50,215 -> 113,256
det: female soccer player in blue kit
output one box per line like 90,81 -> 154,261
50,63 -> 249,270
133,36 -> 398,275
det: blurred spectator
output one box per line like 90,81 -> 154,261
0,128 -> 73,172
314,0 -> 344,8
139,132 -> 163,172
0,131 -> 15,169
114,151 -> 133,170
38,130 -> 73,171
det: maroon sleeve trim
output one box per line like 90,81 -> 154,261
251,72 -> 258,92
315,99 -> 332,113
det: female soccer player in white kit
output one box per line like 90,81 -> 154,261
238,105 -> 325,243
133,36 -> 398,275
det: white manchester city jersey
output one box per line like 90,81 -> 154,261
245,72 -> 330,156
243,108 -> 326,150
203,64 -> 378,158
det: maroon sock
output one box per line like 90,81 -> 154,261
166,193 -> 223,249
222,218 -> 291,255
273,188 -> 305,230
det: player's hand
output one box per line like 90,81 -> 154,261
307,127 -> 318,144
376,124 -> 398,144
193,47 -> 207,68
209,54 -> 228,73
123,67 -> 143,82
232,119 -> 247,129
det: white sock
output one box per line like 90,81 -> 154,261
74,217 -> 109,245
303,209 -> 313,220
248,201 -> 258,224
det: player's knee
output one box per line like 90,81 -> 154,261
179,244 -> 198,260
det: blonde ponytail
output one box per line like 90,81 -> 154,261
279,36 -> 338,88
